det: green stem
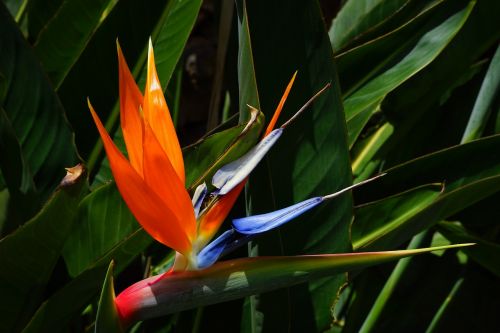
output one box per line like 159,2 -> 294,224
425,278 -> 464,333
358,231 -> 428,333
192,307 -> 204,333
14,0 -> 28,22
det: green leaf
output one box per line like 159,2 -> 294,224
241,0 -> 353,330
352,184 -> 443,250
62,182 -> 145,277
0,165 -> 87,332
95,261 -> 123,333
0,3 -> 78,220
236,0 -> 260,123
25,229 -> 152,332
354,134 -> 500,250
385,0 -> 500,119
33,0 -> 116,88
341,0 -> 474,146
119,244 -> 473,326
0,106 -> 34,195
329,0 -> 410,52
22,265 -> 108,333
461,44 -> 500,142
136,0 -> 202,90
26,0 -> 64,41
438,221 -> 500,277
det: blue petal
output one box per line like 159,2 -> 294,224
197,229 -> 253,269
212,128 -> 283,195
232,197 -> 323,234
191,183 -> 208,219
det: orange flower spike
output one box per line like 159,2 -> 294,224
143,121 -> 196,242
263,71 -> 297,137
117,41 -> 145,176
143,40 -> 185,184
88,101 -> 192,255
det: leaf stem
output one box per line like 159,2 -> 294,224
358,231 -> 428,333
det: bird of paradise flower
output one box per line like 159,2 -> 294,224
89,41 -> 472,330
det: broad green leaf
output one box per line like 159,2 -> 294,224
351,58 -> 487,180
352,184 -> 442,250
25,230 -> 151,332
3,0 -> 24,18
385,0 -> 500,119
341,0 -> 474,146
0,3 -> 78,221
461,44 -> 500,142
0,106 -> 35,235
438,221 -> 500,277
26,0 -> 63,41
355,0 -> 500,173
136,0 -> 202,90
354,134 -> 500,250
336,0 -> 442,94
119,244 -> 472,326
95,261 -> 123,333
351,122 -> 394,181
242,0 -> 352,330
0,106 -> 34,196
236,0 -> 260,122
62,182 -> 143,277
0,165 -> 87,332
329,0 -> 410,52
22,265 -> 108,333
33,0 -> 116,88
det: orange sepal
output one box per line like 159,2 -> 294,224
197,181 -> 245,246
143,121 -> 196,241
143,40 -> 185,184
89,100 -> 192,255
263,71 -> 297,137
117,41 -> 144,176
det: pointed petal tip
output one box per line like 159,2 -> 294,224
264,72 -> 297,137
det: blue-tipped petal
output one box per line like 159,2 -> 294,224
197,229 -> 253,269
212,128 -> 283,195
191,183 -> 208,218
232,197 -> 323,234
